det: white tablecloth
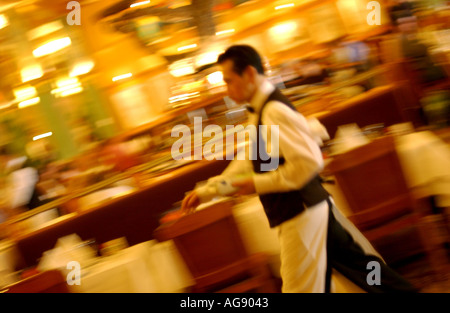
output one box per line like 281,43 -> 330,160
69,240 -> 194,293
59,195 -> 366,293
232,197 -> 281,277
395,131 -> 450,207
71,198 -> 281,293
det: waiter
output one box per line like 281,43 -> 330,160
181,45 -> 417,293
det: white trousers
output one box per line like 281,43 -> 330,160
277,199 -> 378,293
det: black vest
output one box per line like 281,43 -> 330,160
252,88 -> 329,228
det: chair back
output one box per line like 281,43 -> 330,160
154,200 -> 250,282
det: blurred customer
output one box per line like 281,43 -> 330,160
181,45 -> 417,293
1,155 -> 39,217
398,16 -> 447,84
388,0 -> 416,22
421,90 -> 450,128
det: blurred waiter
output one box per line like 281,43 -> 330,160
182,45 -> 417,293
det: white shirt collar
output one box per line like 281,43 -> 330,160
248,78 -> 275,115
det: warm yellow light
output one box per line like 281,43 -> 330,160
0,14 -> 8,29
130,0 -> 150,8
275,3 -> 294,10
56,77 -> 79,88
270,21 -> 297,35
18,97 -> 40,108
206,71 -> 224,85
14,86 -> 37,102
168,1 -> 190,9
169,92 -> 200,104
32,37 -> 71,57
70,60 -> 95,77
216,29 -> 235,36
171,67 -> 195,77
33,132 -> 52,141
60,87 -> 83,97
51,77 -> 82,96
112,73 -> 133,81
21,64 -> 43,83
177,44 -> 197,52
195,50 -> 223,68
169,59 -> 196,77
28,21 -> 64,40
0,101 -> 14,110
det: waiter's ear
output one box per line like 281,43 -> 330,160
243,65 -> 258,83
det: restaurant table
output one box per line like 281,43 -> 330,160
58,196 -> 365,293
0,240 -> 21,288
68,240 -> 194,293
324,130 -> 450,210
395,130 -> 450,208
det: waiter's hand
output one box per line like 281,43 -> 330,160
181,190 -> 200,215
231,177 -> 256,196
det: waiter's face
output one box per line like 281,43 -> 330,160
220,59 -> 255,104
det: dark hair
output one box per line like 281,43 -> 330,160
217,45 -> 265,75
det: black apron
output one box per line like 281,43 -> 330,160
251,87 -> 417,293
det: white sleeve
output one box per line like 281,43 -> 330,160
195,146 -> 253,203
252,101 -> 324,195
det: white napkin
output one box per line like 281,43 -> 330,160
331,124 -> 370,155
37,234 -> 97,274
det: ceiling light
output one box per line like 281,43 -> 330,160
60,87 -> 83,97
112,73 -> 132,81
21,64 -> 44,83
33,132 -> 52,141
19,97 -> 40,108
170,66 -> 195,77
195,50 -> 223,68
177,44 -> 197,52
169,59 -> 195,77
130,0 -> 150,8
206,71 -> 224,85
14,86 -> 37,102
216,29 -> 235,36
270,21 -> 297,35
70,60 -> 95,77
32,37 -> 71,57
275,3 -> 294,10
56,77 -> 79,88
51,77 -> 82,97
0,14 -> 8,29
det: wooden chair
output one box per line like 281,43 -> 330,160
153,200 -> 278,293
1,269 -> 70,293
326,135 -> 448,277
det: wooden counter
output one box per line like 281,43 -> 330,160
313,82 -> 424,138
12,158 -> 231,270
